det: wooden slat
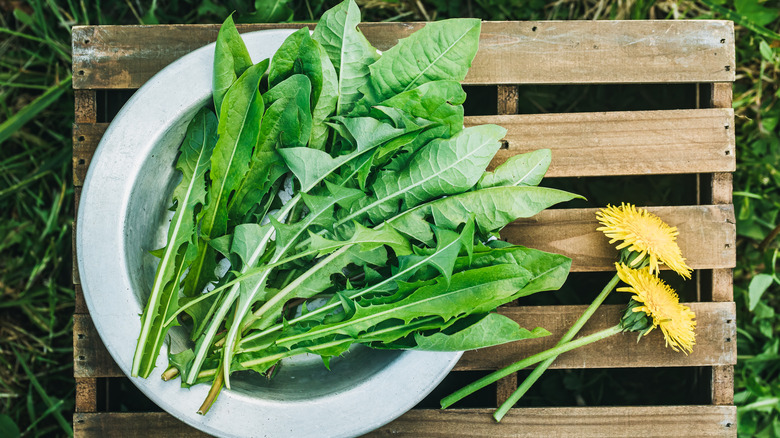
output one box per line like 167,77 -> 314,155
503,205 -> 735,272
73,406 -> 736,437
75,378 -> 98,413
74,108 -> 735,184
74,314 -> 123,378
74,90 -> 97,123
72,21 -> 735,90
73,124 -> 104,187
368,406 -> 736,437
74,412 -> 210,438
73,302 -> 734,378
471,108 -> 735,177
493,84 -> 521,404
457,302 -> 735,370
712,365 -> 735,405
72,188 -> 81,285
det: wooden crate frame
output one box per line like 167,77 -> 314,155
72,21 -> 737,437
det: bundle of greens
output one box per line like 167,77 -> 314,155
130,0 -> 581,413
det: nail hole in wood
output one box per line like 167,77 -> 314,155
725,150 -> 730,155
500,140 -> 509,150
84,39 -> 90,44
531,26 -> 537,32
720,39 -> 726,44
78,135 -> 85,142
78,159 -> 85,165
77,333 -> 85,339
726,319 -> 732,324
726,337 -> 732,342
726,423 -> 732,428
78,355 -> 86,361
725,124 -> 730,129
78,70 -> 85,76
77,420 -> 84,424
725,65 -> 731,71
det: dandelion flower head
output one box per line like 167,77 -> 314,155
615,263 -> 696,354
597,203 -> 692,279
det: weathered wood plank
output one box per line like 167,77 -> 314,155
75,378 -> 98,413
72,188 -> 81,285
368,406 -> 736,437
72,21 -> 735,90
74,90 -> 97,124
73,108 -> 735,185
73,302 -> 735,378
495,373 -> 517,406
496,85 -> 519,115
712,365 -> 735,405
74,412 -> 210,438
504,205 -> 736,272
73,406 -> 736,438
459,302 -> 736,371
471,108 -> 736,177
74,314 -> 123,378
73,124 -> 104,187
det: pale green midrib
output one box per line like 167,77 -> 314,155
402,24 -> 475,93
184,195 -> 299,385
221,195 -> 342,388
335,12 -> 350,115
278,274 -> 513,346
336,136 -> 492,227
239,315 -> 441,362
238,235 -> 460,347
145,248 -> 190,368
133,116 -> 209,376
204,89 -> 256,236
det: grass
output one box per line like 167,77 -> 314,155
0,0 -> 778,436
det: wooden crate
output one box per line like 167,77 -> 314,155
72,21 -> 737,437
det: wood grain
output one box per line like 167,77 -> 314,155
74,412 -> 211,438
503,205 -> 736,272
469,108 -> 736,177
73,107 -> 735,187
367,406 -> 736,437
73,302 -> 735,378
72,21 -> 735,90
73,406 -> 736,438
74,90 -> 96,124
495,373 -> 518,406
496,85 -> 519,115
712,365 -> 735,405
75,378 -> 98,413
74,314 -> 123,378
73,124 -> 103,187
458,302 -> 736,370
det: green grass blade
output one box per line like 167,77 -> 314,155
0,75 -> 72,145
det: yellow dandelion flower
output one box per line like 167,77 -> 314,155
615,263 -> 696,354
596,203 -> 692,279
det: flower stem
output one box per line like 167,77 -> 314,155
440,324 -> 623,410
493,272 -> 620,422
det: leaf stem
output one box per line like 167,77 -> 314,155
197,367 -> 224,415
440,324 -> 623,410
493,272 -> 620,422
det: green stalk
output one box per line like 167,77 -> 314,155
237,229 -> 464,349
493,273 -> 620,422
440,324 -> 623,410
184,195 -> 300,385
